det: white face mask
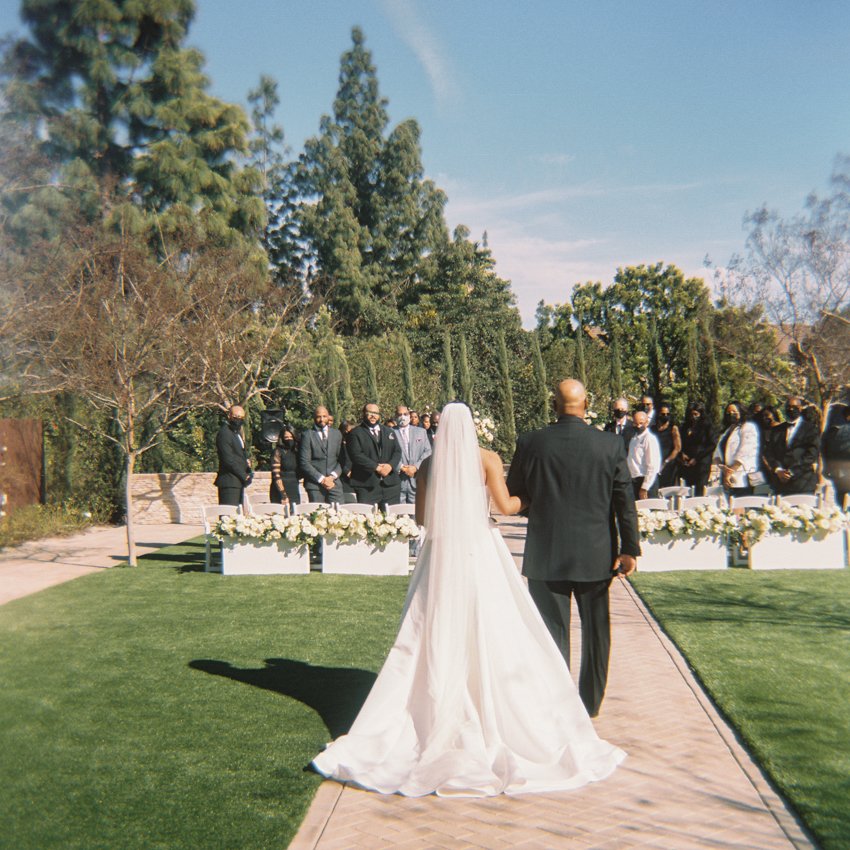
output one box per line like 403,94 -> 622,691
397,414 -> 410,427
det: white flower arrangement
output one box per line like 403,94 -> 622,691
472,410 -> 496,445
735,503 -> 847,544
211,507 -> 420,549
638,504 -> 737,541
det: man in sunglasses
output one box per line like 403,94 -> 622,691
603,398 -> 635,449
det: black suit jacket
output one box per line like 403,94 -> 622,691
604,418 -> 636,449
773,419 -> 819,494
214,424 -> 251,489
345,424 -> 402,498
298,427 -> 344,485
507,415 -> 640,582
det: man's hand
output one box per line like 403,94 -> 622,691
320,475 -> 336,490
376,463 -> 392,477
612,555 -> 637,578
638,488 -> 648,500
776,469 -> 792,482
402,464 -> 417,477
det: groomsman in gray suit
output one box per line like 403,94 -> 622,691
394,404 -> 432,503
298,405 -> 344,503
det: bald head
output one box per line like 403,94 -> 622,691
555,379 -> 587,416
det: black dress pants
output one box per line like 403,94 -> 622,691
217,486 -> 243,507
527,577 -> 612,717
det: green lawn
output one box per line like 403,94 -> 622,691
0,540 -> 409,850
631,569 -> 850,850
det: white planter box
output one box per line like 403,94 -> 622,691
747,530 -> 847,570
220,539 -> 310,575
321,536 -> 410,575
639,535 -> 728,571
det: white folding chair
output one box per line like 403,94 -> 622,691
658,485 -> 692,500
635,498 -> 671,511
775,494 -> 819,508
728,495 -> 771,511
704,485 -> 726,499
386,503 -> 416,516
249,502 -> 288,516
293,502 -> 333,515
679,495 -> 723,510
337,503 -> 377,515
202,504 -> 240,572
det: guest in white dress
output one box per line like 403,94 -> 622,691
311,403 -> 625,797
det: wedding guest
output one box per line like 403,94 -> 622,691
269,426 -> 301,509
712,401 -> 760,497
421,412 -> 433,446
410,410 -> 420,427
758,405 -> 783,492
652,401 -> 681,488
298,405 -> 344,504
345,402 -> 402,508
677,401 -> 716,496
338,420 -> 356,497
768,396 -> 820,496
394,404 -> 432,504
640,394 -> 656,426
603,398 -> 635,449
627,411 -> 661,499
822,403 -> 850,509
214,404 -> 252,506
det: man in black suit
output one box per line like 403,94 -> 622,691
345,402 -> 402,509
769,396 -> 820,495
603,397 -> 635,449
214,405 -> 253,506
507,379 -> 640,717
298,405 -> 344,503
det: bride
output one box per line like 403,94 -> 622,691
311,402 -> 625,797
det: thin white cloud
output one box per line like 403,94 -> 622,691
380,0 -> 460,108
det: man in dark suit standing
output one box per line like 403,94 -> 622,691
214,405 -> 253,506
298,405 -> 344,503
507,379 -> 640,717
345,402 -> 402,509
770,396 -> 820,495
603,397 -> 635,449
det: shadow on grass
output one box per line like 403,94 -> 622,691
189,657 -> 376,738
139,539 -> 207,572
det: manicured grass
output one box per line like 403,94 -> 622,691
0,540 -> 409,849
631,569 -> 850,850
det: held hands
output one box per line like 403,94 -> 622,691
376,463 -> 393,478
612,555 -> 637,578
320,475 -> 336,490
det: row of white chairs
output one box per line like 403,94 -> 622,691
636,493 -> 827,512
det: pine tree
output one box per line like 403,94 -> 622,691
686,322 -> 699,401
609,324 -> 624,400
400,334 -> 416,408
2,0 -> 263,244
699,312 -> 722,425
365,355 -> 379,404
531,334 -> 549,427
574,313 -> 588,386
298,27 -> 446,334
496,331 -> 516,448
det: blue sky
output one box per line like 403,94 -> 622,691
3,0 -> 849,326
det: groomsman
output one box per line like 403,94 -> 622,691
604,398 -> 635,449
345,402 -> 402,509
298,405 -> 344,503
214,404 -> 253,506
394,404 -> 431,503
770,396 -> 819,496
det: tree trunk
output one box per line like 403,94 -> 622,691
125,450 -> 137,566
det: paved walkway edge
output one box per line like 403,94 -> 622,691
289,779 -> 344,850
619,579 -> 816,850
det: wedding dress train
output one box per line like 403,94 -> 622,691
311,405 -> 625,797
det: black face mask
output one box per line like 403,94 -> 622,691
723,413 -> 740,428
785,406 -> 801,421
657,414 -> 669,425
228,418 -> 244,431
613,409 -> 627,419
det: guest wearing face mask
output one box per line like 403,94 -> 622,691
766,396 -> 820,496
269,426 -> 301,509
711,402 -> 760,497
394,404 -> 432,504
640,395 -> 656,426
627,410 -> 662,499
214,404 -> 253,506
678,401 -> 716,496
603,398 -> 635,448
651,401 -> 682,488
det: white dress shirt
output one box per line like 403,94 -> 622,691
627,428 -> 662,490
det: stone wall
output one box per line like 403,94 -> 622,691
130,472 -> 279,524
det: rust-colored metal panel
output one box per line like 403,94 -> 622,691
0,419 -> 44,516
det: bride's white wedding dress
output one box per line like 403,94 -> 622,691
311,404 -> 625,797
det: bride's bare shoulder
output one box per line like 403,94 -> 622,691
479,447 -> 503,471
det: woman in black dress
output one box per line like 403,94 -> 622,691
677,401 -> 716,496
270,427 -> 301,509
652,401 -> 682,489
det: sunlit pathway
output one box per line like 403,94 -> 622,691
291,515 -> 815,850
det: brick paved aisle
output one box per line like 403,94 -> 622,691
292,517 -> 815,850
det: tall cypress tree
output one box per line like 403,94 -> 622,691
441,331 -> 455,405
400,334 -> 416,408
496,331 -> 516,449
458,333 -> 473,406
609,324 -> 624,399
699,312 -> 722,425
2,0 -> 263,244
365,355 -> 379,405
574,313 -> 588,386
531,334 -> 549,427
